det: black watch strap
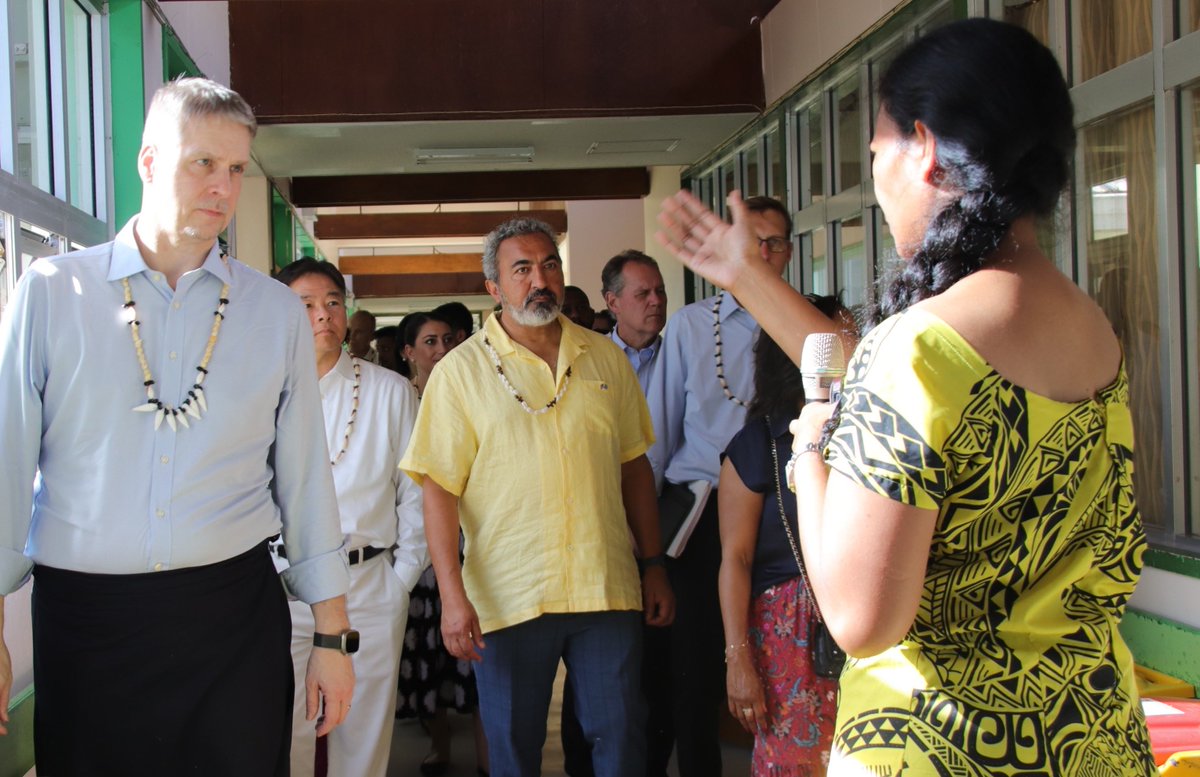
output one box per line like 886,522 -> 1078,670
637,553 -> 667,573
313,629 -> 360,655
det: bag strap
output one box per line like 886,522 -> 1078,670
766,415 -> 826,624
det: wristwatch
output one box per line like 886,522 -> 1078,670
313,628 -> 360,655
638,553 -> 667,574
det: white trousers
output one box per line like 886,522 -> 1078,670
286,553 -> 410,777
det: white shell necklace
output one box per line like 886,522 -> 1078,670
122,266 -> 229,431
712,291 -> 747,407
482,335 -> 572,415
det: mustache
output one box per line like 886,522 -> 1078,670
525,290 -> 558,307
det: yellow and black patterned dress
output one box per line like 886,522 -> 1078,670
823,309 -> 1155,776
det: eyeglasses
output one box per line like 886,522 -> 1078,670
758,237 -> 791,254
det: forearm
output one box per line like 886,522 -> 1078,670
310,595 -> 351,634
718,556 -> 754,649
729,265 -> 836,365
422,479 -> 468,602
621,456 -> 663,558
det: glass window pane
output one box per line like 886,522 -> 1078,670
65,1 -> 96,215
837,216 -> 868,309
11,0 -> 53,192
805,227 -> 828,295
1082,103 -> 1164,526
766,127 -> 785,200
744,147 -> 761,197
807,102 -> 825,205
1074,0 -> 1151,82
1004,0 -> 1051,48
835,76 -> 863,191
0,211 -> 10,317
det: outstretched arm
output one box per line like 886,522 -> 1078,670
656,189 -> 837,364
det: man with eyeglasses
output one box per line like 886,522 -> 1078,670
642,196 -> 797,777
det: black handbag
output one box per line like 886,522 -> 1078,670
768,417 -> 847,680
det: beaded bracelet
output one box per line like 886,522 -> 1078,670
785,442 -> 822,493
723,640 -> 750,662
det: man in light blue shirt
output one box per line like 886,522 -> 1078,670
0,78 -> 353,775
603,250 -> 668,394
643,197 -> 831,777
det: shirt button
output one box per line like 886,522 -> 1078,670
160,455 -> 169,464
567,544 -> 574,551
156,509 -> 165,518
154,273 -> 163,282
172,301 -> 181,310
169,351 -> 178,360
154,562 -> 164,571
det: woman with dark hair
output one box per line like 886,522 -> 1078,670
397,312 -> 453,399
659,18 -> 1154,776
395,310 -> 488,775
717,296 -> 849,777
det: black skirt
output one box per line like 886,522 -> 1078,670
32,541 -> 293,777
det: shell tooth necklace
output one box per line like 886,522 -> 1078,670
712,291 -> 747,407
122,264 -> 229,431
482,335 -> 571,415
330,357 -> 361,466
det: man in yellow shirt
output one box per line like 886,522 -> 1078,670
401,217 -> 674,777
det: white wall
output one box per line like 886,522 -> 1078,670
761,0 -> 906,105
233,175 -> 273,275
563,199 -> 647,311
160,1 -> 232,85
644,166 -> 686,317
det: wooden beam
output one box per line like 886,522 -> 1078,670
350,273 -> 489,298
316,210 -> 567,240
291,168 -> 650,208
340,253 -> 483,276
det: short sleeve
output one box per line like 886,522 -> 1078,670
399,358 -> 478,496
722,420 -> 771,495
824,312 -> 983,511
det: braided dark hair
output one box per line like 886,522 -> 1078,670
864,18 -> 1075,329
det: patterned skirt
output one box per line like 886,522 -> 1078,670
750,576 -> 839,777
395,565 -> 478,718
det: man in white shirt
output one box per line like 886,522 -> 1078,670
276,258 -> 427,777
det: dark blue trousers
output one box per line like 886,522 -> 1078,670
474,610 -> 646,777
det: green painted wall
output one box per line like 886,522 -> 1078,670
108,0 -> 145,228
0,686 -> 35,777
1122,609 -> 1200,690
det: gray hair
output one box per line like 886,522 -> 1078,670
143,77 -> 257,145
601,249 -> 660,297
481,217 -> 559,282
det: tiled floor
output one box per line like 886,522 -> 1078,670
386,661 -> 752,777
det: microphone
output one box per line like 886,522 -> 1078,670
800,333 -> 846,404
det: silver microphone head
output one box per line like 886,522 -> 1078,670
799,333 -> 846,403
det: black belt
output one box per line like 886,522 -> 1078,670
272,544 -> 387,566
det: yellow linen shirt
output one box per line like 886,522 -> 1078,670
400,313 -> 654,633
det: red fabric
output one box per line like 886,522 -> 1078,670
750,577 -> 839,777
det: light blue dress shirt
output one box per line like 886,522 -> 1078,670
608,327 -> 662,394
646,293 -> 758,489
0,220 -> 348,603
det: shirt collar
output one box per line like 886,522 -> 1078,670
483,311 -> 588,369
609,327 -> 661,355
716,290 -> 745,323
106,217 -> 233,287
332,349 -> 357,381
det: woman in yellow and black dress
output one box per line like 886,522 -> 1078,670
658,18 -> 1155,776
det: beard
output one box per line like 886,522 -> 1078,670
501,288 -> 561,327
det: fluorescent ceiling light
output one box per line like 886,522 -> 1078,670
414,146 -> 535,165
586,139 -> 680,155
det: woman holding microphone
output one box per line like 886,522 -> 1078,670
659,18 -> 1154,776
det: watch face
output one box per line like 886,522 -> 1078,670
344,629 -> 361,654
